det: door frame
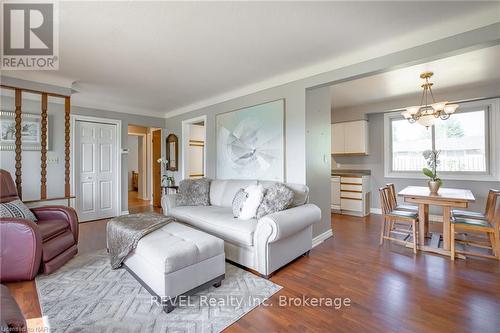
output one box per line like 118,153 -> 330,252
127,131 -> 149,201
181,115 -> 207,180
71,115 -> 122,219
150,127 -> 162,207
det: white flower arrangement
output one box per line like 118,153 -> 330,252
157,157 -> 175,186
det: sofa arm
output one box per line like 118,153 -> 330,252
31,206 -> 79,242
255,204 -> 321,244
0,218 -> 42,282
162,194 -> 177,216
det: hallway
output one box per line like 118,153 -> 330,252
128,191 -> 154,214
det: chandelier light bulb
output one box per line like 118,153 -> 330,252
406,106 -> 420,115
431,101 -> 447,111
444,104 -> 459,114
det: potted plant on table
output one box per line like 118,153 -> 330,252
157,157 -> 175,187
422,149 -> 442,194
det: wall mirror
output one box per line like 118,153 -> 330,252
166,133 -> 178,171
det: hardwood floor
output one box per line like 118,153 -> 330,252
5,212 -> 500,332
128,190 -> 155,214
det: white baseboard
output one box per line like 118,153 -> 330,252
370,208 -> 443,222
120,210 -> 130,216
312,228 -> 333,248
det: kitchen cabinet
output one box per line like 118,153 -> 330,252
331,120 -> 368,155
331,176 -> 341,210
331,174 -> 370,217
331,123 -> 345,155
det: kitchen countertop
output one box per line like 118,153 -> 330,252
331,169 -> 371,177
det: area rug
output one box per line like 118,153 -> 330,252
36,250 -> 282,333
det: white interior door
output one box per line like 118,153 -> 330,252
76,121 -> 117,222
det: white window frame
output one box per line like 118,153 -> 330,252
384,98 -> 500,181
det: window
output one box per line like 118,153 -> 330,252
434,111 -> 486,172
384,98 -> 500,181
391,118 -> 432,171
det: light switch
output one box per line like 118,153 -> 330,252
47,155 -> 59,165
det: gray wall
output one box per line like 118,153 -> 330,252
306,87 -> 332,236
334,112 -> 500,213
0,91 -> 165,212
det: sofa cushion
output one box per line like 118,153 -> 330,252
37,219 -> 68,241
0,199 -> 37,222
238,184 -> 265,220
170,206 -> 258,246
177,178 -> 211,206
256,183 -> 294,219
210,179 -> 258,207
259,181 -> 309,207
232,188 -> 247,218
209,179 -> 227,206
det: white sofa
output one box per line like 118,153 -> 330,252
162,179 -> 321,277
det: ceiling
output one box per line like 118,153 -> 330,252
2,2 -> 499,117
331,45 -> 500,109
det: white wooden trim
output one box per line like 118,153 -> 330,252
147,129 -> 153,205
181,115 -> 207,180
383,98 -> 500,182
312,228 -> 333,248
71,114 -> 122,219
120,210 -> 129,216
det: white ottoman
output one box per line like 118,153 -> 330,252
123,222 -> 225,312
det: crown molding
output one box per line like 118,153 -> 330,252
70,96 -> 164,118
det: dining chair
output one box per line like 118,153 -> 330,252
379,186 -> 419,253
451,189 -> 500,221
386,183 -> 418,212
450,192 -> 500,261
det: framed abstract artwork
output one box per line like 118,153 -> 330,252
0,111 -> 47,150
216,99 -> 285,181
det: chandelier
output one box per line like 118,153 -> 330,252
401,72 -> 459,128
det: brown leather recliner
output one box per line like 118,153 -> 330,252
0,169 -> 79,282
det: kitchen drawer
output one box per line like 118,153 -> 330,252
341,191 -> 362,199
341,198 -> 363,212
340,176 -> 363,184
341,184 -> 362,191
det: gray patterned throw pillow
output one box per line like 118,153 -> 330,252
0,199 -> 37,222
256,183 -> 294,219
176,178 -> 211,206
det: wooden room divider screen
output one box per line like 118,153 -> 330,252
0,84 -> 74,206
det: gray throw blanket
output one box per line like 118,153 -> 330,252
107,213 -> 175,269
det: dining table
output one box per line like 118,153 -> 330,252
398,186 -> 475,256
